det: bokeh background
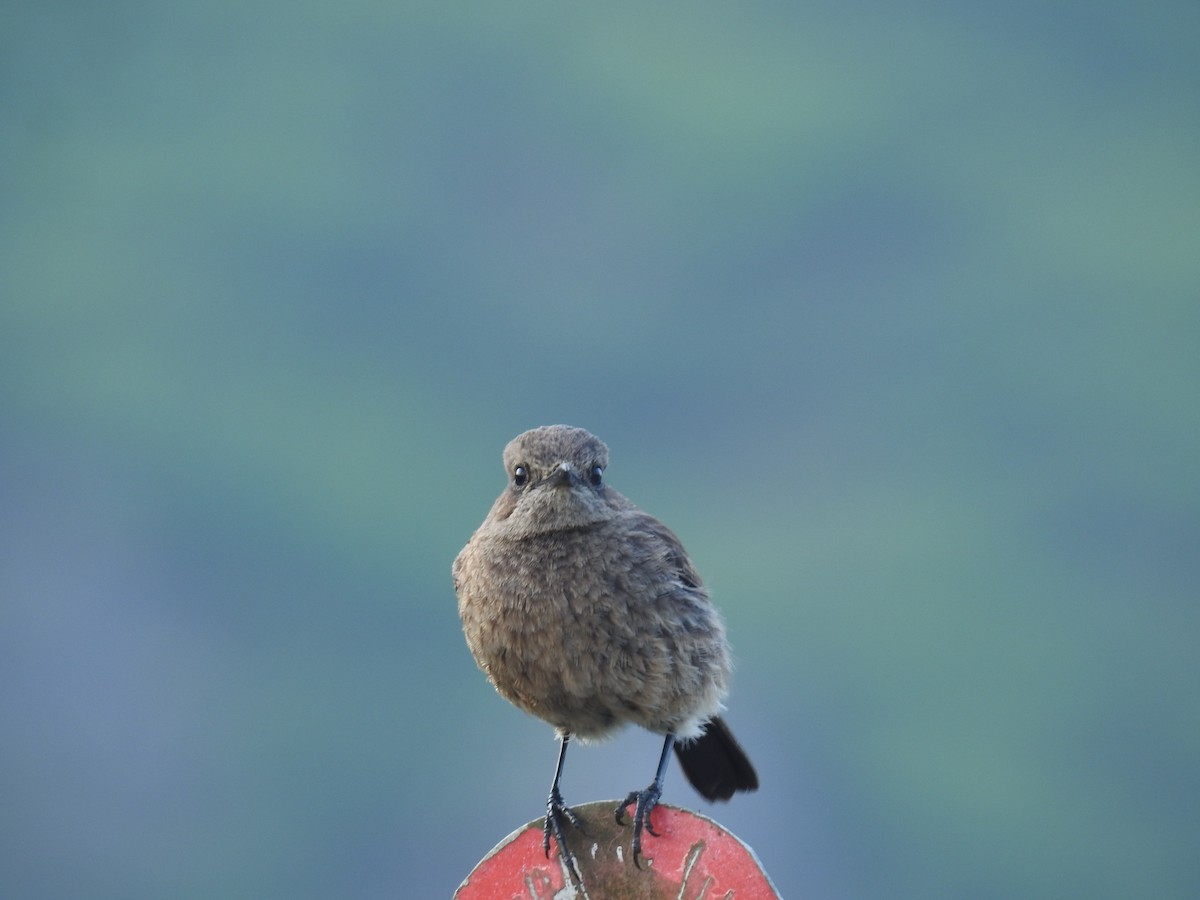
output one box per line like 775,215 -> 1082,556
3,3 -> 1198,898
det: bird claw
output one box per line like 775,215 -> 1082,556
615,783 -> 662,867
542,786 -> 587,874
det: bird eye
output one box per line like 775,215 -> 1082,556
589,465 -> 604,486
513,465 -> 529,488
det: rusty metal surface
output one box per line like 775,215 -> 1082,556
455,801 -> 779,899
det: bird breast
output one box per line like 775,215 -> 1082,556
454,519 -> 730,740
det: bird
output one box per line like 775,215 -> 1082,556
453,424 -> 757,868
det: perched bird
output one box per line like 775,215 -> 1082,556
453,425 -> 757,867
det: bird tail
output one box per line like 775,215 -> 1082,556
674,716 -> 759,801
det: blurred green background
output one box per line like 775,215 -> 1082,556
3,2 -> 1197,898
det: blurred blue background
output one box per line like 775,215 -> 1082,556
3,3 -> 1197,898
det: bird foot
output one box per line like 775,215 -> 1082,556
615,782 -> 662,867
543,785 -> 587,874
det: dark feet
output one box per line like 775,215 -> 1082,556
543,785 -> 586,872
615,782 -> 662,866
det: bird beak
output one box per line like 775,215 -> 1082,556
549,462 -> 574,487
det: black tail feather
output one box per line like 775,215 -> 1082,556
673,716 -> 758,802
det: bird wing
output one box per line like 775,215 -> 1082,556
629,513 -> 705,591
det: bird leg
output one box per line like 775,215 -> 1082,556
543,734 -> 586,874
615,733 -> 674,867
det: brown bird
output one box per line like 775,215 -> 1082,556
453,425 -> 757,866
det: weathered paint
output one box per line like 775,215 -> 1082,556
455,801 -> 779,900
